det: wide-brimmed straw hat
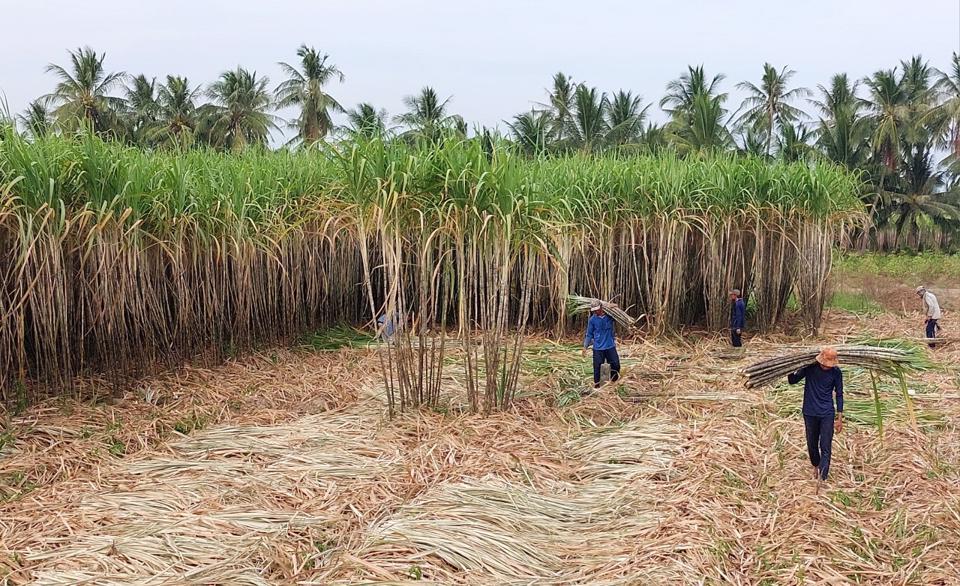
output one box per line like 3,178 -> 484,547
816,347 -> 839,368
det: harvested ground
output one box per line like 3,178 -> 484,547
1,310 -> 959,585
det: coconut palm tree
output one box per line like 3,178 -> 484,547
661,65 -> 727,119
897,57 -> 940,194
539,72 -> 576,147
275,45 -> 344,145
606,90 -> 649,147
153,76 -> 202,149
124,74 -> 159,146
778,123 -> 815,162
452,117 -> 469,138
874,157 -> 960,249
735,64 -> 811,156
669,92 -> 733,154
932,52 -> 960,161
17,101 -> 53,140
203,68 -> 278,151
568,85 -> 608,153
395,87 -> 461,144
640,123 -> 669,154
813,74 -> 871,170
508,109 -> 551,155
43,46 -> 126,135
813,73 -> 861,121
816,117 -> 865,170
738,126 -> 768,157
344,102 -> 389,139
862,68 -> 910,174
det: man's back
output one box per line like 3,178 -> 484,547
789,365 -> 843,417
923,291 -> 942,320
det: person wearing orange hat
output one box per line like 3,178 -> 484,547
582,302 -> 621,389
788,347 -> 844,482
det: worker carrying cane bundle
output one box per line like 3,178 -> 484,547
788,347 -> 843,483
582,302 -> 621,389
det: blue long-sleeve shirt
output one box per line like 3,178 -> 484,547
584,314 -> 616,351
788,364 -> 844,417
377,314 -> 395,339
730,298 -> 746,329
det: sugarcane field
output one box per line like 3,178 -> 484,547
1,134 -> 959,585
3,8 -> 960,583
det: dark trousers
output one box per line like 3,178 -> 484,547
731,329 -> 742,347
804,414 -> 835,480
592,348 -> 621,385
926,319 -> 938,348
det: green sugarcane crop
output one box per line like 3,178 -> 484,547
0,129 -> 861,408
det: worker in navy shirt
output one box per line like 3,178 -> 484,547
729,288 -> 746,347
582,302 -> 620,389
788,347 -> 844,481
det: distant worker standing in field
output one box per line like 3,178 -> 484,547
788,347 -> 843,482
729,289 -> 746,347
916,286 -> 941,348
583,302 -> 621,389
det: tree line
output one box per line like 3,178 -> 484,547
4,46 -> 960,250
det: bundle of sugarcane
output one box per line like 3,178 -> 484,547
740,345 -> 919,388
567,295 -> 641,328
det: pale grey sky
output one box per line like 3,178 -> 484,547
2,0 -> 958,140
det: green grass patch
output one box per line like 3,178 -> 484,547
836,252 -> 960,283
0,429 -> 14,453
827,290 -> 882,315
174,411 -> 208,435
0,470 -> 37,502
301,326 -> 376,351
106,436 -> 126,457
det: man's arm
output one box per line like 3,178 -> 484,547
835,369 -> 844,413
787,365 -> 808,385
835,369 -> 844,431
584,318 -> 594,349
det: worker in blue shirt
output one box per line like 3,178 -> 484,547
377,312 -> 396,341
582,302 -> 620,388
729,289 -> 746,347
788,347 -> 844,482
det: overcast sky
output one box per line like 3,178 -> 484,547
2,0 -> 958,141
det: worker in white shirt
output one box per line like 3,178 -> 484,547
915,286 -> 942,348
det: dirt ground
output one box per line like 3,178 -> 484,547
1,301 -> 959,584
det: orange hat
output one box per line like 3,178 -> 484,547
816,347 -> 839,368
